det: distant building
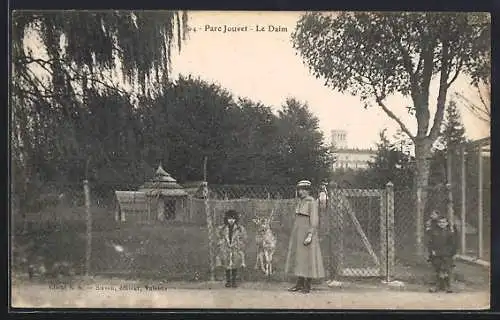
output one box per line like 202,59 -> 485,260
331,129 -> 348,149
331,129 -> 376,171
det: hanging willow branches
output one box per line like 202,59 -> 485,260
11,11 -> 188,217
12,11 -> 188,97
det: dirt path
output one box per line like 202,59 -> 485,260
11,280 -> 489,310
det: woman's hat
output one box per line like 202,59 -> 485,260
296,180 -> 312,188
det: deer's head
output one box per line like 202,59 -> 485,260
252,216 -> 271,233
252,209 -> 276,233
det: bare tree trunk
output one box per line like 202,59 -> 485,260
414,138 -> 432,256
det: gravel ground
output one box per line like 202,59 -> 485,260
10,277 -> 490,310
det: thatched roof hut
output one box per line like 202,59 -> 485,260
136,165 -> 188,221
138,165 -> 188,197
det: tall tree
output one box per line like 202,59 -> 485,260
140,75 -> 238,183
440,100 -> 467,149
365,129 -> 414,189
429,99 -> 467,186
275,98 -> 333,185
229,97 -> 281,184
292,11 -> 490,253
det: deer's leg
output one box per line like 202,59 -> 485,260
266,250 -> 273,275
241,251 -> 246,268
268,252 -> 273,275
263,250 -> 269,275
259,252 -> 266,273
254,250 -> 260,269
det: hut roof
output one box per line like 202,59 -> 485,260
138,164 -> 187,196
140,188 -> 188,197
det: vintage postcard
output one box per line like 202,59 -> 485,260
10,10 -> 490,310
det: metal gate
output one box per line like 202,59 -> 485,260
322,183 -> 394,280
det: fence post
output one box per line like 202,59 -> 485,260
337,187 -> 344,276
460,145 -> 467,256
203,182 -> 215,281
385,182 -> 395,282
478,145 -> 484,259
379,185 -> 387,280
83,179 -> 92,276
320,183 -> 333,278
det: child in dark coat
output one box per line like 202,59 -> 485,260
425,210 -> 440,262
427,216 -> 458,293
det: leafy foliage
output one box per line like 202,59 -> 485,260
429,100 -> 468,186
275,98 -> 334,185
12,11 -> 188,96
12,72 -> 333,212
439,100 -> 467,149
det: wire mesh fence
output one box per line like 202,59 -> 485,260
12,179 -> 400,283
392,185 -> 448,283
208,184 -> 297,200
448,138 -> 491,262
328,188 -> 386,278
11,181 -> 98,278
17,176 -> 482,284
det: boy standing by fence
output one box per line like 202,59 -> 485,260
425,210 -> 440,262
426,215 -> 458,293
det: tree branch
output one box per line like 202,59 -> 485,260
394,40 -> 420,99
373,93 -> 415,142
429,41 -> 450,141
455,92 -> 490,123
415,51 -> 424,76
477,83 -> 490,118
20,53 -> 130,99
446,57 -> 463,87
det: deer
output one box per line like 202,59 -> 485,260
252,208 -> 277,277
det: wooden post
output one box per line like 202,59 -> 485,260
325,188 -> 333,279
478,146 -> 484,259
368,197 -> 373,241
147,194 -> 151,222
385,182 -> 395,282
205,187 -> 215,281
379,187 -> 387,279
203,157 -> 208,182
338,191 -> 344,276
460,145 -> 467,255
83,180 -> 92,276
202,156 -> 215,281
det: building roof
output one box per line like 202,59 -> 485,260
138,164 -> 187,196
139,188 -> 188,197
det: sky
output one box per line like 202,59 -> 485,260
168,11 -> 490,149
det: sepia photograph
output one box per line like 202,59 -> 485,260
10,10 -> 491,310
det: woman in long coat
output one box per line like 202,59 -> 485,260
285,180 -> 325,293
215,210 -> 247,287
